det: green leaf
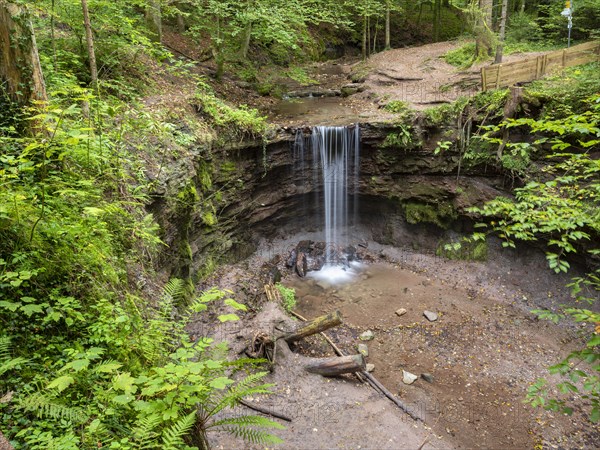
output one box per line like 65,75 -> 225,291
0,301 -> 21,312
20,304 -> 44,317
209,377 -> 234,389
48,375 -> 75,392
218,313 -> 240,322
224,298 -> 247,311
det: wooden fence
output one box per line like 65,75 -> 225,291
481,41 -> 600,91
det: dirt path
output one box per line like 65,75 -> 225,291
268,41 -> 547,126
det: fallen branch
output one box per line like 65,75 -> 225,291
290,310 -> 421,421
239,399 -> 292,422
304,354 -> 365,376
289,310 -> 366,383
283,310 -> 342,343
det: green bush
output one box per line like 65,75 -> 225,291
275,283 -> 296,312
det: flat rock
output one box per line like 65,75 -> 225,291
423,310 -> 438,322
366,363 -> 375,372
402,370 -> 418,385
359,330 -> 375,341
358,343 -> 369,357
395,308 -> 407,317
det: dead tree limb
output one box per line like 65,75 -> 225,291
304,354 -> 365,376
283,311 -> 342,343
239,399 -> 292,422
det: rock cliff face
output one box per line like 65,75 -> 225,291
149,121 -> 510,278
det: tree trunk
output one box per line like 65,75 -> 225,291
283,311 -> 342,343
304,354 -> 366,376
0,0 -> 47,104
240,22 -> 252,59
145,0 -> 162,43
385,2 -> 390,50
494,0 -> 508,64
80,0 -> 98,89
362,13 -> 367,59
476,0 -> 494,58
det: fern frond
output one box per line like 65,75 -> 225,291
210,415 -> 286,430
161,411 -> 196,450
218,426 -> 284,445
18,392 -> 89,424
208,372 -> 273,416
161,278 -> 185,307
0,356 -> 27,377
0,336 -> 11,360
131,413 -> 162,448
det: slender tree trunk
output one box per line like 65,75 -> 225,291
476,0 -> 494,58
145,0 -> 162,43
494,0 -> 508,63
433,0 -> 440,41
177,13 -> 185,33
0,0 -> 47,104
385,1 -> 390,50
80,0 -> 98,89
240,22 -> 252,59
362,13 -> 367,59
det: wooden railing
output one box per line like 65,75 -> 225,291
481,41 -> 600,91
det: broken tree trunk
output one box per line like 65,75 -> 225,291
283,310 -> 342,344
304,354 -> 365,376
0,0 -> 47,104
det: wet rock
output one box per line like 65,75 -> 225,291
267,266 -> 282,284
344,245 -> 357,262
395,308 -> 407,317
402,370 -> 418,385
366,363 -> 375,372
286,249 -> 297,268
307,256 -> 325,272
316,280 -> 331,290
296,240 -> 313,253
421,373 -> 434,383
358,344 -> 369,357
295,252 -> 308,277
423,310 -> 438,322
360,330 -> 375,341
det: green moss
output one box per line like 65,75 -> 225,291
436,238 -> 488,261
404,201 -> 457,228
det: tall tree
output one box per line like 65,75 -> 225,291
146,0 -> 163,43
494,0 -> 508,63
0,0 -> 47,105
80,0 -> 98,89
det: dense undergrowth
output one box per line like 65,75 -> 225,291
0,4 -> 275,450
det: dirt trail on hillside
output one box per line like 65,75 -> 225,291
269,42 -> 546,126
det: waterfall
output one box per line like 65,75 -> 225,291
293,125 -> 360,264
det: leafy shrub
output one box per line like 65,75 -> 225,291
275,283 -> 296,312
444,42 -> 476,68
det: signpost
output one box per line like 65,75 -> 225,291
561,1 -> 573,48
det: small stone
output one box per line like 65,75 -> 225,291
421,373 -> 434,383
360,330 -> 375,341
424,310 -> 438,322
358,344 -> 369,357
366,363 -> 375,372
402,370 -> 418,385
395,308 -> 407,317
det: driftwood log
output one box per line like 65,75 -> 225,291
304,354 -> 365,376
283,310 -> 342,343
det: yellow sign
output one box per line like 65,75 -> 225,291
566,1 -> 570,8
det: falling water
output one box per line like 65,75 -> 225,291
293,125 -> 360,264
